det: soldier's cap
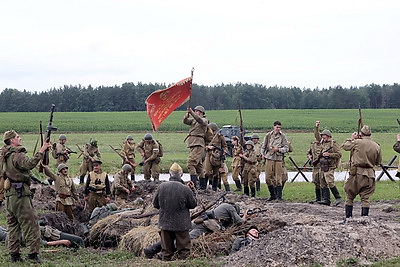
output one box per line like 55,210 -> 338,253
107,203 -> 118,211
93,160 -> 103,166
320,129 -> 332,137
3,130 -> 17,141
57,163 -> 68,172
245,140 -> 254,147
122,164 -> 132,172
361,125 -> 372,136
169,162 -> 183,173
246,225 -> 259,235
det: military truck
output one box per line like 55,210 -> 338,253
220,125 -> 252,156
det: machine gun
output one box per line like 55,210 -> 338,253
190,192 -> 227,220
39,104 -> 57,172
312,146 -> 333,167
211,144 -> 231,158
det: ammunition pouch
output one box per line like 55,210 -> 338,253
319,158 -> 329,172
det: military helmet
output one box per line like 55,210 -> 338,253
122,164 -> 132,172
90,138 -> 98,146
208,122 -> 219,132
321,129 -> 332,137
144,133 -> 153,140
59,134 -> 67,140
57,163 -> 68,172
251,133 -> 260,139
107,203 -> 118,211
245,140 -> 254,147
126,135 -> 133,140
193,105 -> 206,114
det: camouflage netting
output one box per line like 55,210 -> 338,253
119,225 -> 160,256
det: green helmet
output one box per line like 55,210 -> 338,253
208,123 -> 219,131
57,163 -> 68,172
245,140 -> 254,147
144,133 -> 153,140
251,134 -> 260,139
122,164 -> 132,172
321,129 -> 332,137
126,135 -> 133,140
59,134 -> 67,140
193,105 -> 205,114
90,139 -> 98,146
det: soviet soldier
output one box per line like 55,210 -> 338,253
393,133 -> 400,178
84,160 -> 111,213
219,162 -> 230,192
342,125 -> 381,219
251,134 -> 263,192
307,138 -> 323,203
183,105 -> 208,188
112,164 -> 135,207
0,144 -> 5,205
231,136 -> 243,192
43,164 -> 80,220
1,130 -> 51,263
53,134 -> 70,165
136,134 -> 160,181
203,123 -> 228,191
314,121 -> 342,206
122,135 -> 136,181
79,138 -> 101,184
239,140 -> 258,197
262,121 -> 289,201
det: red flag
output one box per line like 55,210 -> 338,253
146,76 -> 192,131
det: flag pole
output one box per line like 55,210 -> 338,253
187,67 -> 194,112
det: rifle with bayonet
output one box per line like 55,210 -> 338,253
39,104 -> 57,172
312,146 -> 333,167
190,192 -> 227,220
109,145 -> 136,168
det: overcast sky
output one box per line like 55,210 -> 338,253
1,0 -> 399,92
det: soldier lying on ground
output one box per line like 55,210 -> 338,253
230,225 -> 259,253
144,202 -> 251,259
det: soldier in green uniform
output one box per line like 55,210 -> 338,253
393,133 -> 400,178
203,123 -> 228,191
83,160 -> 111,213
137,134 -> 160,181
239,140 -> 258,197
112,164 -> 135,207
122,135 -> 136,181
183,106 -> 208,189
1,130 -> 51,263
313,121 -> 342,206
342,125 -> 381,219
43,164 -> 80,220
231,136 -> 243,192
262,121 -> 289,201
79,139 -> 101,184
251,134 -> 262,192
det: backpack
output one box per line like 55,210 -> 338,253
156,140 -> 163,157
204,126 -> 214,144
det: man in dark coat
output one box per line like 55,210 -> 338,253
153,163 -> 197,261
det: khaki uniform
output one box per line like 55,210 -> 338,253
183,113 -> 208,177
0,145 -> 5,204
342,136 -> 381,207
122,142 -> 136,172
203,133 -> 228,177
262,131 -> 289,187
43,166 -> 78,220
231,144 -> 243,182
242,149 -> 258,188
79,144 -> 101,176
54,142 -> 68,165
253,142 -> 263,180
393,141 -> 400,176
2,145 -> 42,255
84,171 -> 111,213
112,171 -> 133,206
307,141 -> 323,189
137,140 -> 160,181
219,163 -> 229,186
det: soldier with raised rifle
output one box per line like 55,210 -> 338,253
122,135 -> 136,181
53,134 -> 75,165
307,121 -> 324,203
79,138 -> 102,184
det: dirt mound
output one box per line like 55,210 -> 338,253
32,184 -> 56,210
38,211 -> 81,235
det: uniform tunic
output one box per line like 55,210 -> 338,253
84,171 -> 111,213
137,140 -> 160,180
79,144 -> 101,176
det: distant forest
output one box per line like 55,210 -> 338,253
0,83 -> 399,112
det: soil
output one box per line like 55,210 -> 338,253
23,181 -> 400,266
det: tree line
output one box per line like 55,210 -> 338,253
0,83 -> 399,112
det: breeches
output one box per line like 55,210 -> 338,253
187,146 -> 204,176
265,159 -> 283,186
56,201 -> 74,220
344,174 -> 375,207
88,192 -> 106,213
143,161 -> 160,180
319,169 -> 335,188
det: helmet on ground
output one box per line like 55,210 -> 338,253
193,105 -> 205,114
144,133 -> 153,140
208,123 -> 219,132
59,134 -> 67,140
57,164 -> 68,172
321,129 -> 332,137
122,164 -> 132,172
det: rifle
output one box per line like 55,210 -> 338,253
76,144 -> 84,159
30,175 -> 47,185
237,102 -> 245,147
211,144 -> 231,157
357,104 -> 364,138
312,146 -> 333,167
39,105 -> 57,172
121,211 -> 159,219
109,145 -> 136,168
65,146 -> 77,154
190,192 -> 227,220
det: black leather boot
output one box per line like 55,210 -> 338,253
250,187 -> 256,197
27,253 -> 42,263
79,175 -> 85,184
330,186 -> 342,206
267,186 -> 276,201
345,205 -> 353,218
256,181 -> 261,191
234,180 -> 242,191
10,253 -> 23,262
317,188 -> 331,206
217,178 -> 222,189
224,184 -> 231,192
144,241 -> 162,259
190,175 -> 199,189
310,188 -> 322,203
212,177 -> 219,191
276,186 -> 283,201
131,173 -> 135,182
243,186 -> 250,196
361,207 -> 369,216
